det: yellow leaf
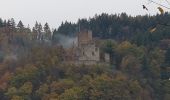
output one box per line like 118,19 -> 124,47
150,27 -> 157,33
157,7 -> 164,14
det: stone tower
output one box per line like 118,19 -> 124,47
77,30 -> 100,64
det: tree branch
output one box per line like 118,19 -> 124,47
149,0 -> 170,9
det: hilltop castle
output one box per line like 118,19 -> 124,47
77,30 -> 100,64
64,30 -> 110,65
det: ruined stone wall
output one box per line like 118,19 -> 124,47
104,53 -> 110,63
72,30 -> 110,65
78,43 -> 100,62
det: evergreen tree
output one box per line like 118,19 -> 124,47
17,20 -> 24,32
7,18 -> 16,32
52,29 -> 58,43
17,21 -> 24,29
38,23 -> 43,40
43,23 -> 51,40
0,18 -> 3,27
32,21 -> 40,40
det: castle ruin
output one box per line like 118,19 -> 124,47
77,30 -> 100,64
63,30 -> 110,65
76,30 -> 110,65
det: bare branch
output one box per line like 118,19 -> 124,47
149,0 -> 170,9
165,0 -> 170,6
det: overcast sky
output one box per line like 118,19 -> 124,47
0,0 -> 168,28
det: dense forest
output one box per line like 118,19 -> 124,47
0,12 -> 170,100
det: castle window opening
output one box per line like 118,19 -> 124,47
92,51 -> 95,56
95,47 -> 98,51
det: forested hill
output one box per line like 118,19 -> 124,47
0,13 -> 170,100
56,12 -> 170,44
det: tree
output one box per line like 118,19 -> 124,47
101,40 -> 117,64
38,23 -> 43,40
164,48 -> 170,66
58,87 -> 86,100
120,55 -> 141,77
0,18 -> 3,27
17,21 -> 24,32
9,18 -> 16,28
10,65 -> 39,87
88,74 -> 142,100
162,80 -> 170,100
18,82 -> 33,96
32,21 -> 39,40
35,83 -> 49,98
50,79 -> 74,94
32,21 -> 43,40
6,87 -> 18,98
52,29 -> 58,43
7,18 -> 16,31
11,95 -> 23,100
57,21 -> 77,36
43,22 -> 51,40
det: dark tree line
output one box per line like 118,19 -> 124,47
56,13 -> 170,45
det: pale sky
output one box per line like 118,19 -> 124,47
0,0 -> 169,28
